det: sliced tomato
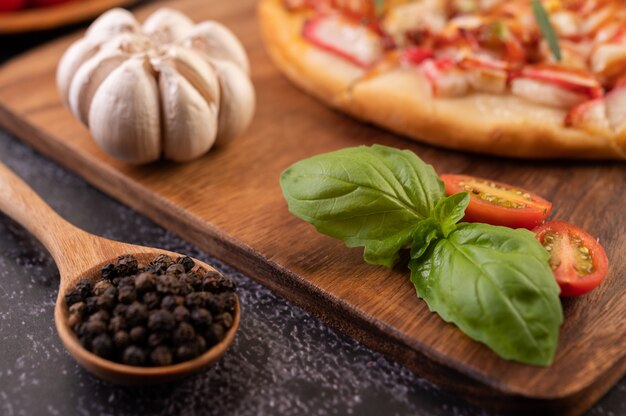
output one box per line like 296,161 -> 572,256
441,174 -> 552,229
533,221 -> 609,296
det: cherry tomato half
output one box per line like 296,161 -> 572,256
533,221 -> 609,297
440,174 -> 552,229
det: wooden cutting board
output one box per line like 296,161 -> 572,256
0,0 -> 624,414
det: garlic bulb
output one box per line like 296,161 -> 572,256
57,7 -> 255,164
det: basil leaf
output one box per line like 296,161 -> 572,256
532,0 -> 561,61
410,218 -> 442,261
431,192 -> 469,237
280,145 -> 445,267
410,223 -> 563,366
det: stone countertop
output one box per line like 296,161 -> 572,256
0,16 -> 625,416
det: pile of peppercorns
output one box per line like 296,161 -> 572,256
64,254 -> 237,367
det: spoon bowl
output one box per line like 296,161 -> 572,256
0,162 -> 240,384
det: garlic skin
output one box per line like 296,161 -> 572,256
57,7 -> 255,164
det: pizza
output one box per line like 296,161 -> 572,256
258,0 -> 626,159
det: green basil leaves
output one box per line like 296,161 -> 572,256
280,145 -> 445,267
280,145 -> 563,366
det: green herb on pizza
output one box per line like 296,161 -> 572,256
532,0 -> 562,62
280,145 -> 564,366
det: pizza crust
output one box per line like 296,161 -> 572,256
258,0 -> 626,160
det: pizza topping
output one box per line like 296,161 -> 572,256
289,0 -> 626,127
302,16 -> 384,68
564,98 -> 612,136
420,58 -> 470,96
604,86 -> 626,134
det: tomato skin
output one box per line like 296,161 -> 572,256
0,0 -> 26,12
533,221 -> 609,297
441,174 -> 552,229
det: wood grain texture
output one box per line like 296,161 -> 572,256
0,0 -> 624,413
0,0 -> 138,34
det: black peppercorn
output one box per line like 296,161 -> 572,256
150,254 -> 173,272
150,346 -> 173,366
118,285 -> 136,304
101,263 -> 117,280
113,331 -> 130,349
83,319 -> 106,337
68,301 -> 86,317
122,346 -> 146,366
185,292 -> 204,309
173,305 -> 190,322
91,333 -> 113,358
67,253 -> 236,368
195,335 -> 207,353
129,326 -> 147,345
190,308 -> 212,329
135,272 -> 156,293
90,310 -> 110,323
108,316 -> 126,333
176,256 -> 195,273
173,322 -> 196,345
178,284 -> 193,296
181,271 -> 203,289
156,275 -> 181,294
147,332 -> 170,349
147,309 -> 175,332
125,301 -> 148,326
206,323 -> 225,345
75,279 -> 93,297
93,279 -> 112,296
113,303 -> 128,317
175,344 -> 198,362
202,272 -> 235,293
142,291 -> 161,310
115,255 -> 138,276
64,289 -> 83,307
96,286 -> 117,310
160,295 -> 181,311
166,263 -> 185,275
85,296 -> 100,314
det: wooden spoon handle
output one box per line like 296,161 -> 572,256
0,162 -> 86,269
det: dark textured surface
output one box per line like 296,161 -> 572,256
1,120 -> 625,416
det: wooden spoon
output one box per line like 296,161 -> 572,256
0,162 -> 240,384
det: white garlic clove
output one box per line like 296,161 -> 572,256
211,59 -> 255,145
161,46 -> 220,109
88,56 -> 162,164
56,37 -> 101,105
143,8 -> 194,44
184,21 -> 250,74
68,50 -> 127,125
158,64 -> 219,162
98,32 -> 154,56
85,8 -> 141,40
